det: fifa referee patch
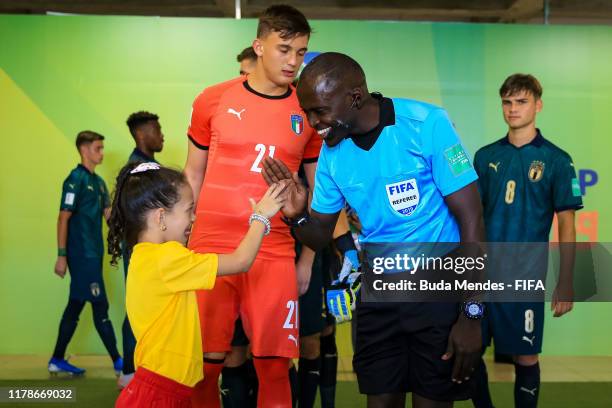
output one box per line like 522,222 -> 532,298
444,144 -> 472,176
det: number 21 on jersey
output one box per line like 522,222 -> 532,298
283,300 -> 298,329
251,144 -> 276,173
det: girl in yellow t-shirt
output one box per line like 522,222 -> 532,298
108,162 -> 287,407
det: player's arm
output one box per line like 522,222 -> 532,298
184,139 -> 209,206
553,209 -> 576,317
103,181 -> 112,222
55,211 -> 72,278
185,89 -> 215,206
550,153 -> 582,317
441,181 -> 486,383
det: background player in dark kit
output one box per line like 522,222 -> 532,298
472,74 -> 582,408
117,110 -> 164,388
49,130 -> 122,377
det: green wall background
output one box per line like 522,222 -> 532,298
0,15 -> 609,356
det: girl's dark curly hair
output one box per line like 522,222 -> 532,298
107,162 -> 187,266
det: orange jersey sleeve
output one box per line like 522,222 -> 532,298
187,77 -> 244,148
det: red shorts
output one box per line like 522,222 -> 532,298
197,258 -> 299,358
115,368 -> 192,408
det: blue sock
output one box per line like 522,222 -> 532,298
514,362 -> 540,408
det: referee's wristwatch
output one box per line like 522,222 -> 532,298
462,301 -> 485,320
281,211 -> 311,228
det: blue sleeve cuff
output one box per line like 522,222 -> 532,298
439,170 -> 478,197
555,204 -> 583,212
312,201 -> 344,215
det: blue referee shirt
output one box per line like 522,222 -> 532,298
312,95 -> 477,245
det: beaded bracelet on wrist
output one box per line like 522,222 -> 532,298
249,213 -> 271,235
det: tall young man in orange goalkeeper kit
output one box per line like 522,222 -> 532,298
184,5 -> 321,407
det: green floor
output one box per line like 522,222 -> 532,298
1,379 -> 610,407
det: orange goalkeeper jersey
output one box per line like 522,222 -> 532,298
187,77 -> 322,260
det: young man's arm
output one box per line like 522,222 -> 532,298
184,140 -> 209,206
550,152 -> 582,317
185,87 -> 217,205
553,210 -> 576,317
55,211 -> 72,278
102,181 -> 111,222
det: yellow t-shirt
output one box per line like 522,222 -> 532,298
127,241 -> 218,387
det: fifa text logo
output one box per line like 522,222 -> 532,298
388,181 -> 415,195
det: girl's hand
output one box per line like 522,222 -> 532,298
250,181 -> 289,219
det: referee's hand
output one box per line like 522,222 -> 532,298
262,157 -> 308,219
441,315 -> 481,384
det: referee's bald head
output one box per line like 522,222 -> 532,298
297,52 -> 367,97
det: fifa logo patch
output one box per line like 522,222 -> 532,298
528,161 -> 545,182
386,179 -> 420,216
291,114 -> 304,135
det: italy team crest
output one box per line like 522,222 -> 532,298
90,282 -> 101,297
528,160 -> 545,182
291,114 -> 304,135
386,178 -> 420,216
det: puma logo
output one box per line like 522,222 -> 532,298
520,386 -> 537,396
522,335 -> 535,346
489,162 -> 500,172
288,334 -> 298,346
227,108 -> 246,120
87,185 -> 94,191
68,183 -> 75,189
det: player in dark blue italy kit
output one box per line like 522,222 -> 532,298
472,74 -> 583,408
49,131 -> 122,377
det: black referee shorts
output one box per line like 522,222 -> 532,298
352,301 -> 474,401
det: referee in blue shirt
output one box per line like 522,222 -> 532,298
262,52 -> 486,408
